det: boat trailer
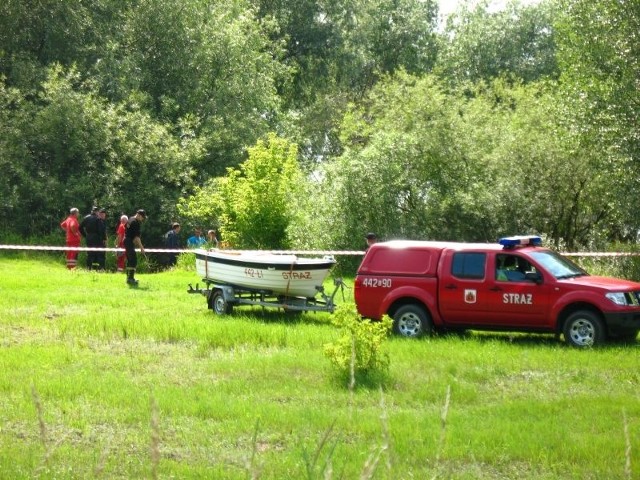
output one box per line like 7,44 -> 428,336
187,277 -> 347,315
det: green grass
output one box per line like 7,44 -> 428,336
0,255 -> 638,479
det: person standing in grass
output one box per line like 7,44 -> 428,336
115,214 -> 128,273
60,207 -> 81,269
165,222 -> 181,266
80,206 -> 101,270
95,208 -> 108,270
124,209 -> 147,286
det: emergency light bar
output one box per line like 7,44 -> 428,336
499,235 -> 542,248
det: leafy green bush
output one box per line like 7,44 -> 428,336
178,133 -> 302,249
572,243 -> 640,282
323,303 -> 392,387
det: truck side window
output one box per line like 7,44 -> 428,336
496,254 -> 536,282
452,252 -> 486,279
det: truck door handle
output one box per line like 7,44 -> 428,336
444,284 -> 457,290
489,286 -> 502,292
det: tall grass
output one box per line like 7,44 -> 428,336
0,255 -> 638,478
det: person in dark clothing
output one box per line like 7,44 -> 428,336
165,222 -> 181,266
124,209 -> 147,285
95,208 -> 108,270
79,207 -> 101,270
365,232 -> 378,250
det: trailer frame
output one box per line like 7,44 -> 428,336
188,277 -> 346,315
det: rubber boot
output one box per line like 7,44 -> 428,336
126,268 -> 139,285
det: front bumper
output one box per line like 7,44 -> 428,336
603,311 -> 640,334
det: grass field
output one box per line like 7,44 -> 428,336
0,254 -> 638,479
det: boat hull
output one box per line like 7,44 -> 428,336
195,250 -> 336,298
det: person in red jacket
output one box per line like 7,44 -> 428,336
60,208 -> 81,269
115,214 -> 128,273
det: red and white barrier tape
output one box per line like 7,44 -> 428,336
563,252 -> 640,257
1,244 -> 639,257
0,245 -> 366,255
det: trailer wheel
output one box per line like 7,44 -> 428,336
210,290 -> 233,315
393,305 -> 432,338
563,310 -> 604,347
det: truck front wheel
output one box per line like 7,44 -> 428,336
393,305 -> 433,338
563,310 -> 605,347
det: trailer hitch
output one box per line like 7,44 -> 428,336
187,283 -> 204,294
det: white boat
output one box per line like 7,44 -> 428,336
195,249 -> 336,298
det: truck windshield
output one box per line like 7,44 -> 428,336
529,251 -> 589,279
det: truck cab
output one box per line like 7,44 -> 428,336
354,236 -> 640,347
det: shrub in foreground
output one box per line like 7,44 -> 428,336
323,303 -> 392,388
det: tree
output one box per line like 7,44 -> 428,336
253,0 -> 439,164
471,79 -> 619,249
555,0 -> 640,241
323,71 -> 619,251
328,73 -> 493,248
436,0 -> 559,85
95,0 -> 287,177
0,0 -> 128,92
0,66 -> 200,242
178,134 -> 303,249
0,78 -> 32,231
343,0 -> 439,80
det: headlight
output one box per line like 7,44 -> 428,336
605,292 -> 629,306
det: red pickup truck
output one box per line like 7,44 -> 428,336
354,236 -> 640,347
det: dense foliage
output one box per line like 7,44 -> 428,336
1,0 -> 638,251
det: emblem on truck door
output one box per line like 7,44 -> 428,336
464,289 -> 477,304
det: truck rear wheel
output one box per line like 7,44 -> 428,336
393,305 -> 432,338
210,289 -> 233,315
563,310 -> 604,347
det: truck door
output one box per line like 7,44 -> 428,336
488,253 -> 550,327
438,250 -> 492,324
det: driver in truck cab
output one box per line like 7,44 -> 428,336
495,254 -> 535,282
